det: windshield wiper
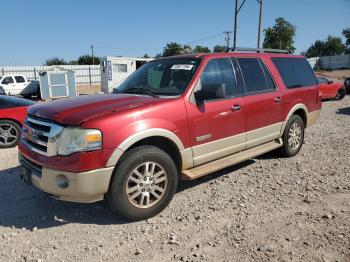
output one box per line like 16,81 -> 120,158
121,87 -> 159,98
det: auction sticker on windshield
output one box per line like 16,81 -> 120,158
171,64 -> 194,70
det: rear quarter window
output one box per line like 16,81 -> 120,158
15,76 -> 26,83
271,57 -> 317,88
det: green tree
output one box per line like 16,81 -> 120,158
45,57 -> 67,66
263,17 -> 296,53
342,28 -> 350,46
343,28 -> 350,54
305,36 -> 346,58
213,45 -> 227,52
68,60 -> 79,65
162,42 -> 183,57
143,54 -> 150,58
77,55 -> 100,65
193,45 -> 211,53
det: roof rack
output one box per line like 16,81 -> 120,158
228,47 -> 289,54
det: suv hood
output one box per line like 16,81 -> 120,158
28,94 -> 159,125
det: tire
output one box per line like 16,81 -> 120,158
107,146 -> 178,221
335,88 -> 345,101
0,120 -> 21,149
280,115 -> 305,157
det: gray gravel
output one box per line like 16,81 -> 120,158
0,97 -> 349,262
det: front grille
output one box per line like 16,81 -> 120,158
21,116 -> 63,156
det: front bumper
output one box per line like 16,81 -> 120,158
19,153 -> 114,203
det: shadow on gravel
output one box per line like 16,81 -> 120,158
0,166 -> 130,230
177,160 -> 255,193
0,159 -> 257,230
336,107 -> 350,116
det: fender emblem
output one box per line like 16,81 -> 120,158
196,134 -> 212,142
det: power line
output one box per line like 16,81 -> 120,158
184,33 -> 223,46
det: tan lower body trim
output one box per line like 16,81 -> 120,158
190,122 -> 282,167
31,167 -> 114,203
306,110 -> 321,128
246,123 -> 282,149
192,133 -> 246,166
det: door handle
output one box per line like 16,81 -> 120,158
274,96 -> 281,103
231,104 -> 241,111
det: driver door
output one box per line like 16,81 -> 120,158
185,58 -> 245,166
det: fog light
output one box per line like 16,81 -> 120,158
56,174 -> 69,189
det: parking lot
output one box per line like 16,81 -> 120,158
0,96 -> 349,261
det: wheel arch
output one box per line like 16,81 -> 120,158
106,128 -> 186,171
0,118 -> 22,127
280,104 -> 308,136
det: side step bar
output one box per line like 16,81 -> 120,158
181,139 -> 283,180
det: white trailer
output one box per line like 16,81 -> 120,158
100,56 -> 153,93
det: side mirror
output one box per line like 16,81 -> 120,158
194,83 -> 226,101
328,80 -> 333,84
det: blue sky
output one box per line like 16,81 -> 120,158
1,0 -> 349,65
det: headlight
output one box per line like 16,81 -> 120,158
57,128 -> 102,156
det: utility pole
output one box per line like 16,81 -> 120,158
223,31 -> 233,50
233,0 -> 247,49
233,0 -> 238,49
91,44 -> 94,66
257,0 -> 263,48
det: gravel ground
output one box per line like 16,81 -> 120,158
0,97 -> 349,262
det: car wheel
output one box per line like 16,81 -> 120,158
335,88 -> 345,100
107,146 -> 178,221
280,115 -> 305,157
0,120 -> 21,148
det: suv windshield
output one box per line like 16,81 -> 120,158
115,58 -> 201,96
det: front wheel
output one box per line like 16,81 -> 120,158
107,146 -> 178,221
280,115 -> 305,157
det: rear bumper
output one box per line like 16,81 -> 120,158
306,110 -> 321,128
19,153 -> 114,203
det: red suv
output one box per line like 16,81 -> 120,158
19,49 -> 321,220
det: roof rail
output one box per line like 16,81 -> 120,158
228,47 -> 289,54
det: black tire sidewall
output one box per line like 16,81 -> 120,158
107,146 -> 178,221
0,120 -> 21,149
281,115 -> 305,157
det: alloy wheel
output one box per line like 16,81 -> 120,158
288,122 -> 302,151
0,123 -> 18,146
126,161 -> 168,209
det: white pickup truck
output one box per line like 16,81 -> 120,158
0,75 -> 39,97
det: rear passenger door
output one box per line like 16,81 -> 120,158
235,57 -> 283,149
14,76 -> 28,95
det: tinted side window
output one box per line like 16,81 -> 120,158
2,76 -> 14,84
317,77 -> 329,84
15,76 -> 25,83
272,57 -> 317,88
237,58 -> 274,94
200,58 -> 236,98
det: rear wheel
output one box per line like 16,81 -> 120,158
0,120 -> 21,148
280,115 -> 304,157
107,146 -> 178,221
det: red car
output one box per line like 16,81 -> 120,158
0,96 -> 34,148
19,49 -> 321,220
316,75 -> 345,100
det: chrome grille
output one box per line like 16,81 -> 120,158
21,116 -> 63,156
